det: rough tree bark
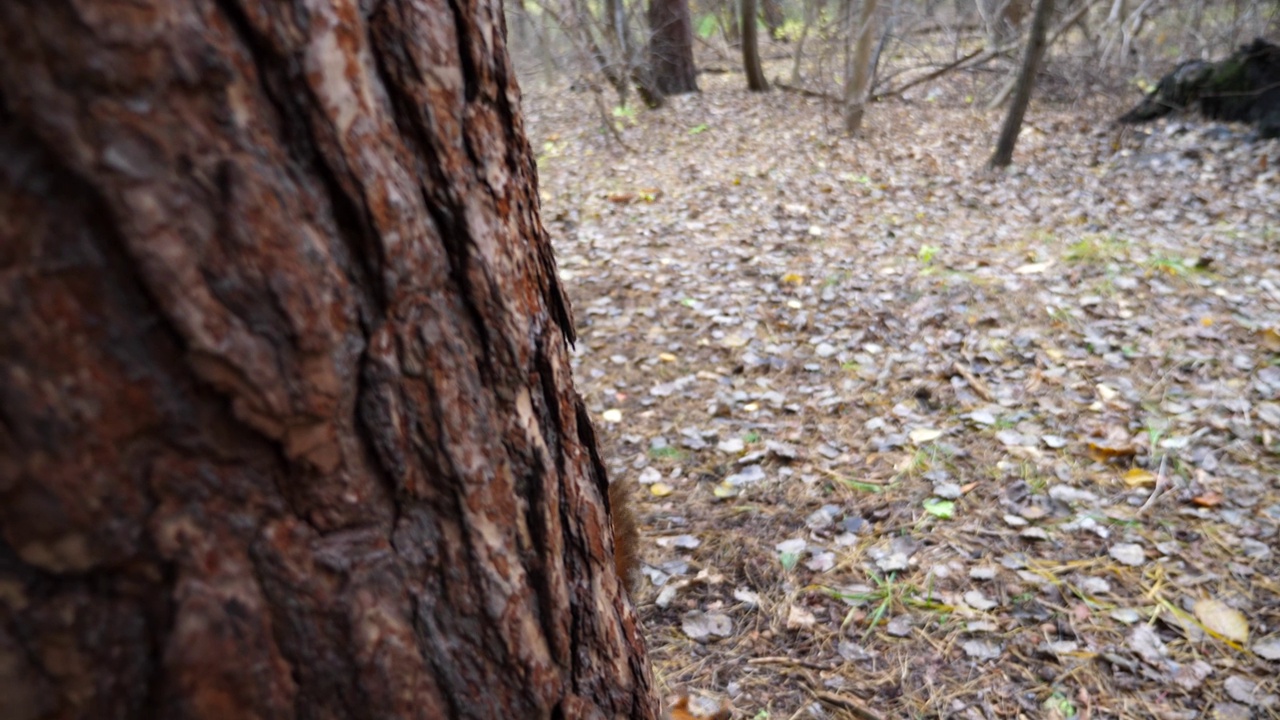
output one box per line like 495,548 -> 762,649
0,2 -> 657,719
648,0 -> 701,93
989,0 -> 1055,166
743,0 -> 771,90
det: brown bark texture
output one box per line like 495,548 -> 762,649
0,2 -> 656,719
742,0 -> 770,90
843,0 -> 879,133
647,0 -> 701,94
990,0 -> 1055,166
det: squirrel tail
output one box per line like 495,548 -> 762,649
608,481 -> 639,594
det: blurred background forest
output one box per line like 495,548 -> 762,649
503,0 -> 1279,137
502,1 -> 1280,718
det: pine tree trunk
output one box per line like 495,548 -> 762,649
989,0 -> 1055,167
0,2 -> 656,719
648,0 -> 701,94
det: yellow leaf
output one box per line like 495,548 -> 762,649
1121,468 -> 1156,488
658,352 -> 678,362
712,482 -> 739,499
781,273 -> 804,284
1087,440 -> 1137,464
1193,599 -> 1249,643
650,482 -> 674,497
1260,328 -> 1280,352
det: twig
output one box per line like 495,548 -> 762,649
1136,453 -> 1168,516
774,80 -> 842,103
986,0 -> 1102,109
693,33 -> 733,61
813,690 -> 884,720
951,361 -> 995,403
872,47 -> 985,101
1047,0 -> 1103,49
748,656 -> 837,671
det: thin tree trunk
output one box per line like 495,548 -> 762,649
762,0 -> 786,38
648,0 -> 701,93
0,2 -> 657,719
605,0 -> 635,102
989,0 -> 1055,166
790,0 -> 817,83
744,0 -> 771,89
722,0 -> 742,45
844,0 -> 879,133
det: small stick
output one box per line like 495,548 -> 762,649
813,690 -> 885,720
952,361 -> 995,403
1136,454 -> 1168,516
748,656 -> 837,671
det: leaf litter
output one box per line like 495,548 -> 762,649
526,67 -> 1280,718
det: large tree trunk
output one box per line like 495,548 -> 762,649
0,2 -> 657,719
989,0 -> 1055,167
648,0 -> 701,94
743,0 -> 771,90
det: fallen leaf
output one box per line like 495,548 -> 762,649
1260,328 -> 1280,352
712,482 -> 739,499
1014,260 -> 1054,274
962,639 -> 1002,661
1193,599 -> 1249,643
650,482 -> 674,497
922,497 -> 955,519
1110,543 -> 1147,566
681,610 -> 733,642
1087,440 -> 1137,464
1252,636 -> 1280,660
786,604 -> 817,629
908,427 -> 944,444
1121,467 -> 1156,488
1224,675 -> 1278,708
1191,491 -> 1224,507
963,590 -> 997,610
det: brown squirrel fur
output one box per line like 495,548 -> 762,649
607,484 -> 731,720
608,481 -> 640,593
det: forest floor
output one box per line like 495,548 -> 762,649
523,57 -> 1280,719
